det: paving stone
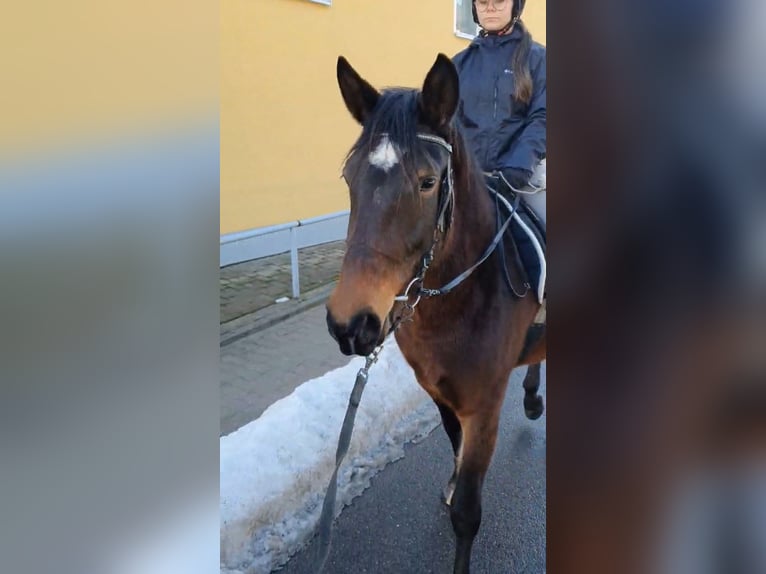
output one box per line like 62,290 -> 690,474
220,241 -> 354,436
220,305 -> 351,436
220,241 -> 345,324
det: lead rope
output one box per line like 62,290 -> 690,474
313,135 -> 450,572
314,345 -> 382,572
313,267 -> 427,573
313,133 -> 467,571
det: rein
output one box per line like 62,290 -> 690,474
393,133 -> 521,304
313,132 -> 521,572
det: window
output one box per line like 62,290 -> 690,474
455,0 -> 478,39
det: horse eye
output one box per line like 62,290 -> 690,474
420,177 -> 438,192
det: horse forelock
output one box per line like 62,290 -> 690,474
345,89 -> 438,183
342,88 -> 484,209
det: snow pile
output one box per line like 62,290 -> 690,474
220,341 -> 440,574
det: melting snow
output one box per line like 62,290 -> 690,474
220,341 -> 440,573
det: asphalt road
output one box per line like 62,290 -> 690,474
276,364 -> 546,574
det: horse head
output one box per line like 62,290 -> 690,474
326,54 -> 460,356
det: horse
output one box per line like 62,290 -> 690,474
325,53 -> 546,574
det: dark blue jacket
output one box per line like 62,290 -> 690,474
453,26 -> 546,176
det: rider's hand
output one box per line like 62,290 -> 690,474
501,168 -> 532,191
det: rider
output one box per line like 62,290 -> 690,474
452,0 -> 546,210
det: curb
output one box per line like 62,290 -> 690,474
220,282 -> 336,347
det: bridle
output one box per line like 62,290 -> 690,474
414,133 -> 455,236
388,132 -> 521,331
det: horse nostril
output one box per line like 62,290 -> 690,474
349,311 -> 382,349
326,308 -> 342,343
326,308 -> 382,356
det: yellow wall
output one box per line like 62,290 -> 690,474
221,0 -> 545,234
1,1 -> 217,157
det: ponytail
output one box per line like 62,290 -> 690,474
511,20 -> 533,105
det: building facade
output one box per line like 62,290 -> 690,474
221,0 -> 545,240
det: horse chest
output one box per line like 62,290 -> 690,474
395,327 -> 461,388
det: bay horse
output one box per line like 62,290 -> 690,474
325,53 -> 546,574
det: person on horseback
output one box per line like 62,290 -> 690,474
452,0 -> 546,222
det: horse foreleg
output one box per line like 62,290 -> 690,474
522,363 -> 544,420
450,409 -> 500,574
435,400 -> 463,506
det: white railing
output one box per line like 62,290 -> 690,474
220,210 -> 349,298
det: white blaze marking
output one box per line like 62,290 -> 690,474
368,135 -> 399,171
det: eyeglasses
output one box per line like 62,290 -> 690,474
475,0 -> 510,11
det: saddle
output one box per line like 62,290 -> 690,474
485,168 -> 546,305
508,197 -> 546,301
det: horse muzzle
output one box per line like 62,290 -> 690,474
326,307 -> 383,356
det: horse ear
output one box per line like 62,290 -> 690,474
337,56 -> 380,125
419,53 -> 460,130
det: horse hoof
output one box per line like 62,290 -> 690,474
524,395 -> 544,420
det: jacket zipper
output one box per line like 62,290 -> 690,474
487,74 -> 498,168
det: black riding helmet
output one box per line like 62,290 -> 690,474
472,0 -> 526,34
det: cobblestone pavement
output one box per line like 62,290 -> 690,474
220,304 -> 351,436
220,240 -> 346,324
